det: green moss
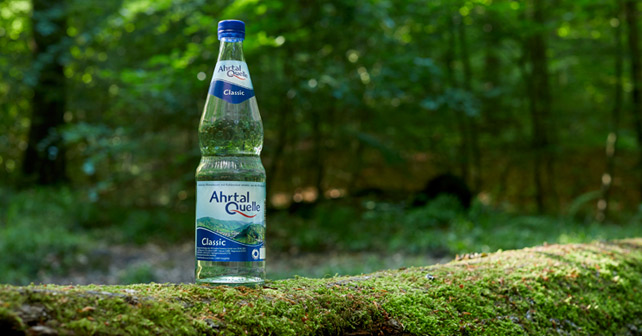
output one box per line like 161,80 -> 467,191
0,306 -> 25,335
1,239 -> 641,335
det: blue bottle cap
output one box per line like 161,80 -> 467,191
218,20 -> 245,40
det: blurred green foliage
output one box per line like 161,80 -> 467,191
270,195 -> 642,256
1,0 -> 641,212
0,187 -> 92,284
2,0 -> 642,283
2,187 -> 641,284
117,264 -> 156,284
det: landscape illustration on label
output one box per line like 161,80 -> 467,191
197,217 -> 265,246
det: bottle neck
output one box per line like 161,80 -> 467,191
217,38 -> 245,61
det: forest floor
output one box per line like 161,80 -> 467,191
4,187 -> 642,286
38,242 -> 450,285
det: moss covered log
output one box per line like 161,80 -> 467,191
1,239 -> 641,335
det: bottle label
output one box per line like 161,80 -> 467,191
209,60 -> 255,104
196,181 -> 265,262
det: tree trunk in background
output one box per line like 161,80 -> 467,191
527,0 -> 554,213
22,0 -> 68,185
266,49 -> 295,199
482,15 -> 504,199
625,0 -> 642,201
311,109 -> 324,200
457,13 -> 482,193
597,1 -> 624,223
447,12 -> 470,184
267,96 -> 291,195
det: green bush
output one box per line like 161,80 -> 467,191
269,196 -> 642,256
93,207 -> 193,245
118,264 -> 156,284
0,188 -> 92,285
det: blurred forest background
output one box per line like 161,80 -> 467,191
2,0 -> 642,285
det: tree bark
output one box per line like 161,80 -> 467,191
625,0 -> 642,201
22,0 -> 68,185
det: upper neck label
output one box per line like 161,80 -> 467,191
209,60 -> 255,104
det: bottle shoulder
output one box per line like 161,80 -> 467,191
196,155 -> 266,182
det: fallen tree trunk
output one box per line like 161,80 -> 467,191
1,239 -> 641,335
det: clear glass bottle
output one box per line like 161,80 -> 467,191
195,20 -> 266,286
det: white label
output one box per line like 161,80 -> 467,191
211,60 -> 254,90
196,181 -> 265,262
